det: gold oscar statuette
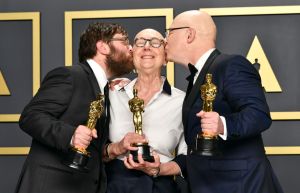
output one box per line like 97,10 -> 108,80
128,88 -> 154,162
194,73 -> 220,156
63,94 -> 105,172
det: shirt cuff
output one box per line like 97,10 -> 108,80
218,116 -> 227,140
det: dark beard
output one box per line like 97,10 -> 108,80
106,45 -> 134,77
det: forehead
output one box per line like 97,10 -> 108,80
170,16 -> 187,28
135,29 -> 163,39
113,33 -> 127,37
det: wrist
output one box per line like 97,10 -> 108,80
115,142 -> 127,155
103,143 -> 114,161
109,142 -> 124,158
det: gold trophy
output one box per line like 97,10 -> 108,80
129,88 -> 154,162
193,73 -> 220,156
63,94 -> 105,172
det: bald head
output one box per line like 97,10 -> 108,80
134,28 -> 164,40
165,10 -> 217,65
173,10 -> 216,42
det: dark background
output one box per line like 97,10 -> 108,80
1,0 -> 300,192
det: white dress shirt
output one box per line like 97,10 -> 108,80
193,48 -> 228,140
87,59 -> 108,93
109,77 -> 187,163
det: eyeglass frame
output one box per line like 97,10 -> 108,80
165,27 -> 190,37
133,37 -> 165,48
109,36 -> 130,45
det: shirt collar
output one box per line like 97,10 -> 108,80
162,78 -> 172,95
123,76 -> 171,99
87,59 -> 108,94
194,48 -> 216,72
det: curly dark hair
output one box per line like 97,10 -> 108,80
78,22 -> 128,63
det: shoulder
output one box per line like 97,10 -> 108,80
109,84 -> 130,103
44,64 -> 89,82
40,65 -> 86,90
216,54 -> 256,74
170,86 -> 185,102
163,77 -> 185,98
171,86 -> 185,96
218,54 -> 252,68
42,66 -> 72,83
216,54 -> 262,88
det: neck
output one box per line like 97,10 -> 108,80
134,73 -> 163,105
92,56 -> 112,78
135,73 -> 162,91
189,41 -> 215,65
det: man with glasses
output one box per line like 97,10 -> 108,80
103,28 -> 187,193
15,22 -> 133,193
165,10 -> 283,193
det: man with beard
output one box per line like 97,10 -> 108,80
15,22 -> 134,193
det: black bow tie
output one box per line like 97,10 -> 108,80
188,63 -> 198,76
185,63 -> 198,96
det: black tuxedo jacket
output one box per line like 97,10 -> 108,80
182,50 -> 283,193
15,62 -> 109,193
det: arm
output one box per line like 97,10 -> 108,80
223,56 -> 272,139
103,132 -> 147,161
160,161 -> 181,176
198,56 -> 272,140
19,67 -> 76,152
172,122 -> 187,177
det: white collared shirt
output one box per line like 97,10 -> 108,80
193,48 -> 215,84
109,77 -> 187,163
87,59 -> 108,94
193,49 -> 228,140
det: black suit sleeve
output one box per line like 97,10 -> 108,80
19,67 -> 76,152
222,56 -> 272,140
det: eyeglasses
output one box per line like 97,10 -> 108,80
110,36 -> 130,45
165,27 -> 190,37
134,38 -> 164,48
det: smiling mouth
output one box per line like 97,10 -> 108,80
141,55 -> 154,59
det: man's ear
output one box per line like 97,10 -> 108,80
96,41 -> 110,55
186,28 -> 196,44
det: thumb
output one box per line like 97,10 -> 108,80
152,151 -> 160,163
92,129 -> 98,138
196,110 -> 204,117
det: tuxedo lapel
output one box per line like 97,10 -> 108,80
182,49 -> 220,127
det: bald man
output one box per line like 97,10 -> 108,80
165,10 -> 283,193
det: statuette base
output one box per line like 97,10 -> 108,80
62,147 -> 91,172
130,143 -> 154,162
192,135 -> 220,156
